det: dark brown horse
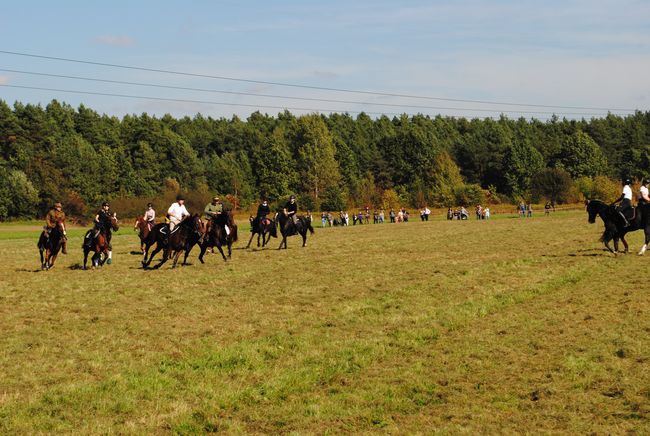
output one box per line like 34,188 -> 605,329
198,211 -> 238,263
146,214 -> 203,269
276,210 -> 314,249
245,215 -> 276,248
38,222 -> 65,270
82,214 -> 119,269
134,216 -> 154,253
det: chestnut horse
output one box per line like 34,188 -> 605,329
82,214 -> 119,269
134,216 -> 154,253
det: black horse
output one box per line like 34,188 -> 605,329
275,211 -> 314,249
144,215 -> 203,269
38,222 -> 65,270
586,199 -> 650,255
245,215 -> 277,248
198,211 -> 238,263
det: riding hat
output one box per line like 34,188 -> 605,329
54,202 -> 62,208
147,203 -> 153,207
645,178 -> 650,185
176,194 -> 185,201
290,195 -> 296,200
102,201 -> 110,207
213,196 -> 219,201
624,178 -> 632,185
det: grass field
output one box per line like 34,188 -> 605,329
0,211 -> 648,434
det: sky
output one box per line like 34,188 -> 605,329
0,0 -> 649,120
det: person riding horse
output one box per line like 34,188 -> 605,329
166,195 -> 190,242
93,202 -> 115,263
613,179 -> 634,227
253,198 -> 271,230
44,202 -> 67,254
203,196 -> 230,238
284,195 -> 298,225
639,178 -> 650,206
143,203 -> 156,229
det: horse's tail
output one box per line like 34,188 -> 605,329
307,221 -> 315,234
600,227 -> 616,244
231,224 -> 238,243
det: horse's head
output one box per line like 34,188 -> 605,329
249,215 -> 254,224
110,213 -> 120,231
586,199 -> 601,224
134,216 -> 144,231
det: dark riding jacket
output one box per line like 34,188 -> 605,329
256,203 -> 271,218
285,201 -> 298,215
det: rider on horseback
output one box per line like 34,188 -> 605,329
44,202 -> 67,254
93,202 -> 114,262
254,198 -> 271,229
285,195 -> 298,225
143,203 -> 156,229
167,195 -> 190,235
613,179 -> 634,227
203,196 -> 230,237
639,179 -> 650,206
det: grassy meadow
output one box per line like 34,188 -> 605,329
0,211 -> 648,434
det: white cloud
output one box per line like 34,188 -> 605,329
94,35 -> 135,47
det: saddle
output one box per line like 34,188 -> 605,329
261,218 -> 271,226
159,225 -> 179,235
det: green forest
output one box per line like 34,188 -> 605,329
1,99 -> 649,219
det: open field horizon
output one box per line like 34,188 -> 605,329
0,210 -> 648,433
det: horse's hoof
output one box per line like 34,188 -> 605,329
106,259 -> 112,264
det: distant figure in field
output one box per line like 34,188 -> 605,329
460,207 -> 469,220
527,204 -> 533,217
420,209 -> 426,221
389,208 -> 396,223
379,209 -> 385,223
484,207 -> 491,220
475,204 -> 482,220
519,202 -> 526,218
396,209 -> 404,223
423,206 -> 430,221
544,202 -> 552,216
447,207 -> 453,220
321,212 -> 327,228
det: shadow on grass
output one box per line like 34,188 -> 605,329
129,250 -> 144,255
15,268 -> 42,273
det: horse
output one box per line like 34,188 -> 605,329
82,214 -> 120,269
245,215 -> 276,249
586,199 -> 650,255
198,211 -> 238,262
134,216 -> 154,253
275,210 -> 314,249
145,214 -> 203,269
37,222 -> 65,270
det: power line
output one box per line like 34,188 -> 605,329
0,49 -> 637,112
0,84 -> 613,117
0,68 -> 629,116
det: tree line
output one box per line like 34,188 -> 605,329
1,99 -> 649,219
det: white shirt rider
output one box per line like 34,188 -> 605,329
168,200 -> 189,231
640,184 -> 650,202
623,184 -> 633,200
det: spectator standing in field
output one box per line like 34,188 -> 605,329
424,206 -> 431,221
544,202 -> 551,216
419,208 -> 426,221
379,209 -> 385,223
327,212 -> 334,227
527,204 -> 533,217
475,204 -> 482,220
519,202 -> 526,218
460,207 -> 469,220
447,207 -> 453,220
485,207 -> 491,220
321,212 -> 327,228
389,208 -> 396,223
404,210 -> 410,222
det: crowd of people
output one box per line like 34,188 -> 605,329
319,206 -> 418,227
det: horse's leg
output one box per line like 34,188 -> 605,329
40,248 -> 45,270
278,236 -> 285,250
227,241 -> 232,258
172,250 -> 183,268
145,245 -> 163,268
638,228 -> 650,255
621,235 -> 629,254
257,232 -> 261,247
214,243 -> 227,261
153,249 -> 170,269
198,244 -> 208,264
302,231 -> 307,247
44,249 -> 51,270
83,248 -> 89,270
49,249 -> 59,269
246,232 -> 255,249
